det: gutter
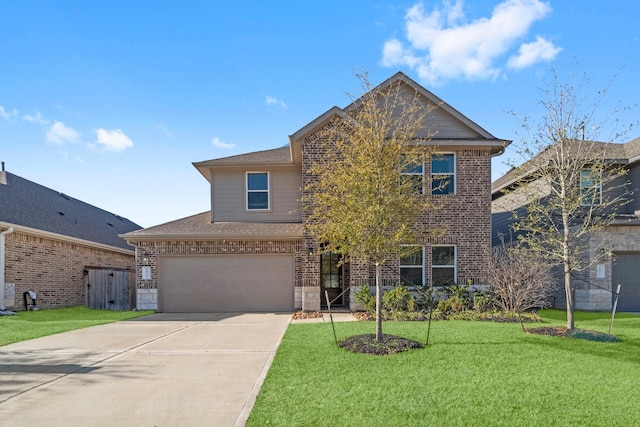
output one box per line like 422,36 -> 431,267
0,227 -> 15,309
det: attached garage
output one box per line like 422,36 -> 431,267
612,252 -> 640,312
159,254 -> 294,312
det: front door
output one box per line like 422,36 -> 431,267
321,252 -> 343,306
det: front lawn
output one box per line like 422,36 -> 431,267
0,306 -> 153,346
248,310 -> 640,426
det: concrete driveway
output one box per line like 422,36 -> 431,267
0,312 -> 291,426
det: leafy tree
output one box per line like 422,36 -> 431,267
304,71 -> 439,341
506,71 -> 631,330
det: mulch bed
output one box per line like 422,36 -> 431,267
292,311 -> 324,320
339,334 -> 423,355
525,326 -> 620,342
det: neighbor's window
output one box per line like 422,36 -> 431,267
431,154 -> 455,195
580,169 -> 602,205
432,245 -> 456,286
400,246 -> 424,286
246,172 -> 269,210
400,154 -> 424,195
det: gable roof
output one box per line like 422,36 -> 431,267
288,71 -> 510,164
192,146 -> 295,181
492,139 -> 637,197
121,211 -> 302,241
0,170 -> 141,252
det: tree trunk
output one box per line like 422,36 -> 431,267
564,263 -> 574,330
375,262 -> 383,342
562,209 -> 575,331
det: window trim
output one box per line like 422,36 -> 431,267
246,171 -> 270,211
431,153 -> 456,195
399,245 -> 424,286
579,169 -> 602,206
431,244 -> 457,286
400,154 -> 424,195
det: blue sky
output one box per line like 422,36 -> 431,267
1,0 -> 638,228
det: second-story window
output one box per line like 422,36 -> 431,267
580,169 -> 602,205
431,153 -> 455,195
400,154 -> 424,195
247,172 -> 269,210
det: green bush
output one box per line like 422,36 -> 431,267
354,286 -> 376,314
382,285 -> 416,313
436,296 -> 467,314
472,292 -> 496,313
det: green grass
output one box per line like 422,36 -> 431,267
248,310 -> 640,427
0,306 -> 153,346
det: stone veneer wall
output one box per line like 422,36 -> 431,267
133,239 -> 304,311
3,231 -> 134,310
548,225 -> 640,311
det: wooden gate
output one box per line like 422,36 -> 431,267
85,267 -> 134,310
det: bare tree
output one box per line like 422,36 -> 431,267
304,71 -> 440,341
506,70 -> 631,330
488,242 -> 555,312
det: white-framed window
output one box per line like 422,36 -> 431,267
431,153 -> 455,195
580,169 -> 602,205
400,154 -> 424,195
432,245 -> 456,286
400,245 -> 424,286
246,172 -> 270,210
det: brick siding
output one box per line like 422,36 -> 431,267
302,130 -> 493,289
3,231 -> 134,310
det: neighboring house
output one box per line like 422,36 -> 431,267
0,164 -> 141,310
122,72 -> 509,313
491,137 -> 640,311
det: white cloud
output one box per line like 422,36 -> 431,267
0,105 -> 18,121
23,111 -> 49,124
211,137 -> 236,149
46,121 -> 80,145
381,0 -> 560,84
95,128 -> 133,152
507,35 -> 562,69
265,96 -> 288,109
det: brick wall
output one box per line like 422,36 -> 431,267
301,130 -> 493,290
133,239 -> 304,291
3,231 -> 134,310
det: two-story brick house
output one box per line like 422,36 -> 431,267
122,72 -> 509,312
492,137 -> 640,312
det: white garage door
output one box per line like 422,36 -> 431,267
159,255 -> 294,312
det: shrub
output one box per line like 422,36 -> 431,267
382,285 -> 416,313
488,244 -> 555,312
354,286 -> 376,315
473,292 -> 496,313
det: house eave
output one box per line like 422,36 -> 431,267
122,233 -> 303,242
0,221 -> 135,256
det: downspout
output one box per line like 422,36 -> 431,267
0,227 -> 15,309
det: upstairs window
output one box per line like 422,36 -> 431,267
400,246 -> 424,286
400,154 -> 424,195
580,169 -> 602,205
432,245 -> 456,286
431,154 -> 455,195
247,172 -> 269,210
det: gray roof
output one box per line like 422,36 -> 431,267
0,171 -> 141,251
193,146 -> 292,166
122,211 -> 303,240
492,140 -> 633,194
